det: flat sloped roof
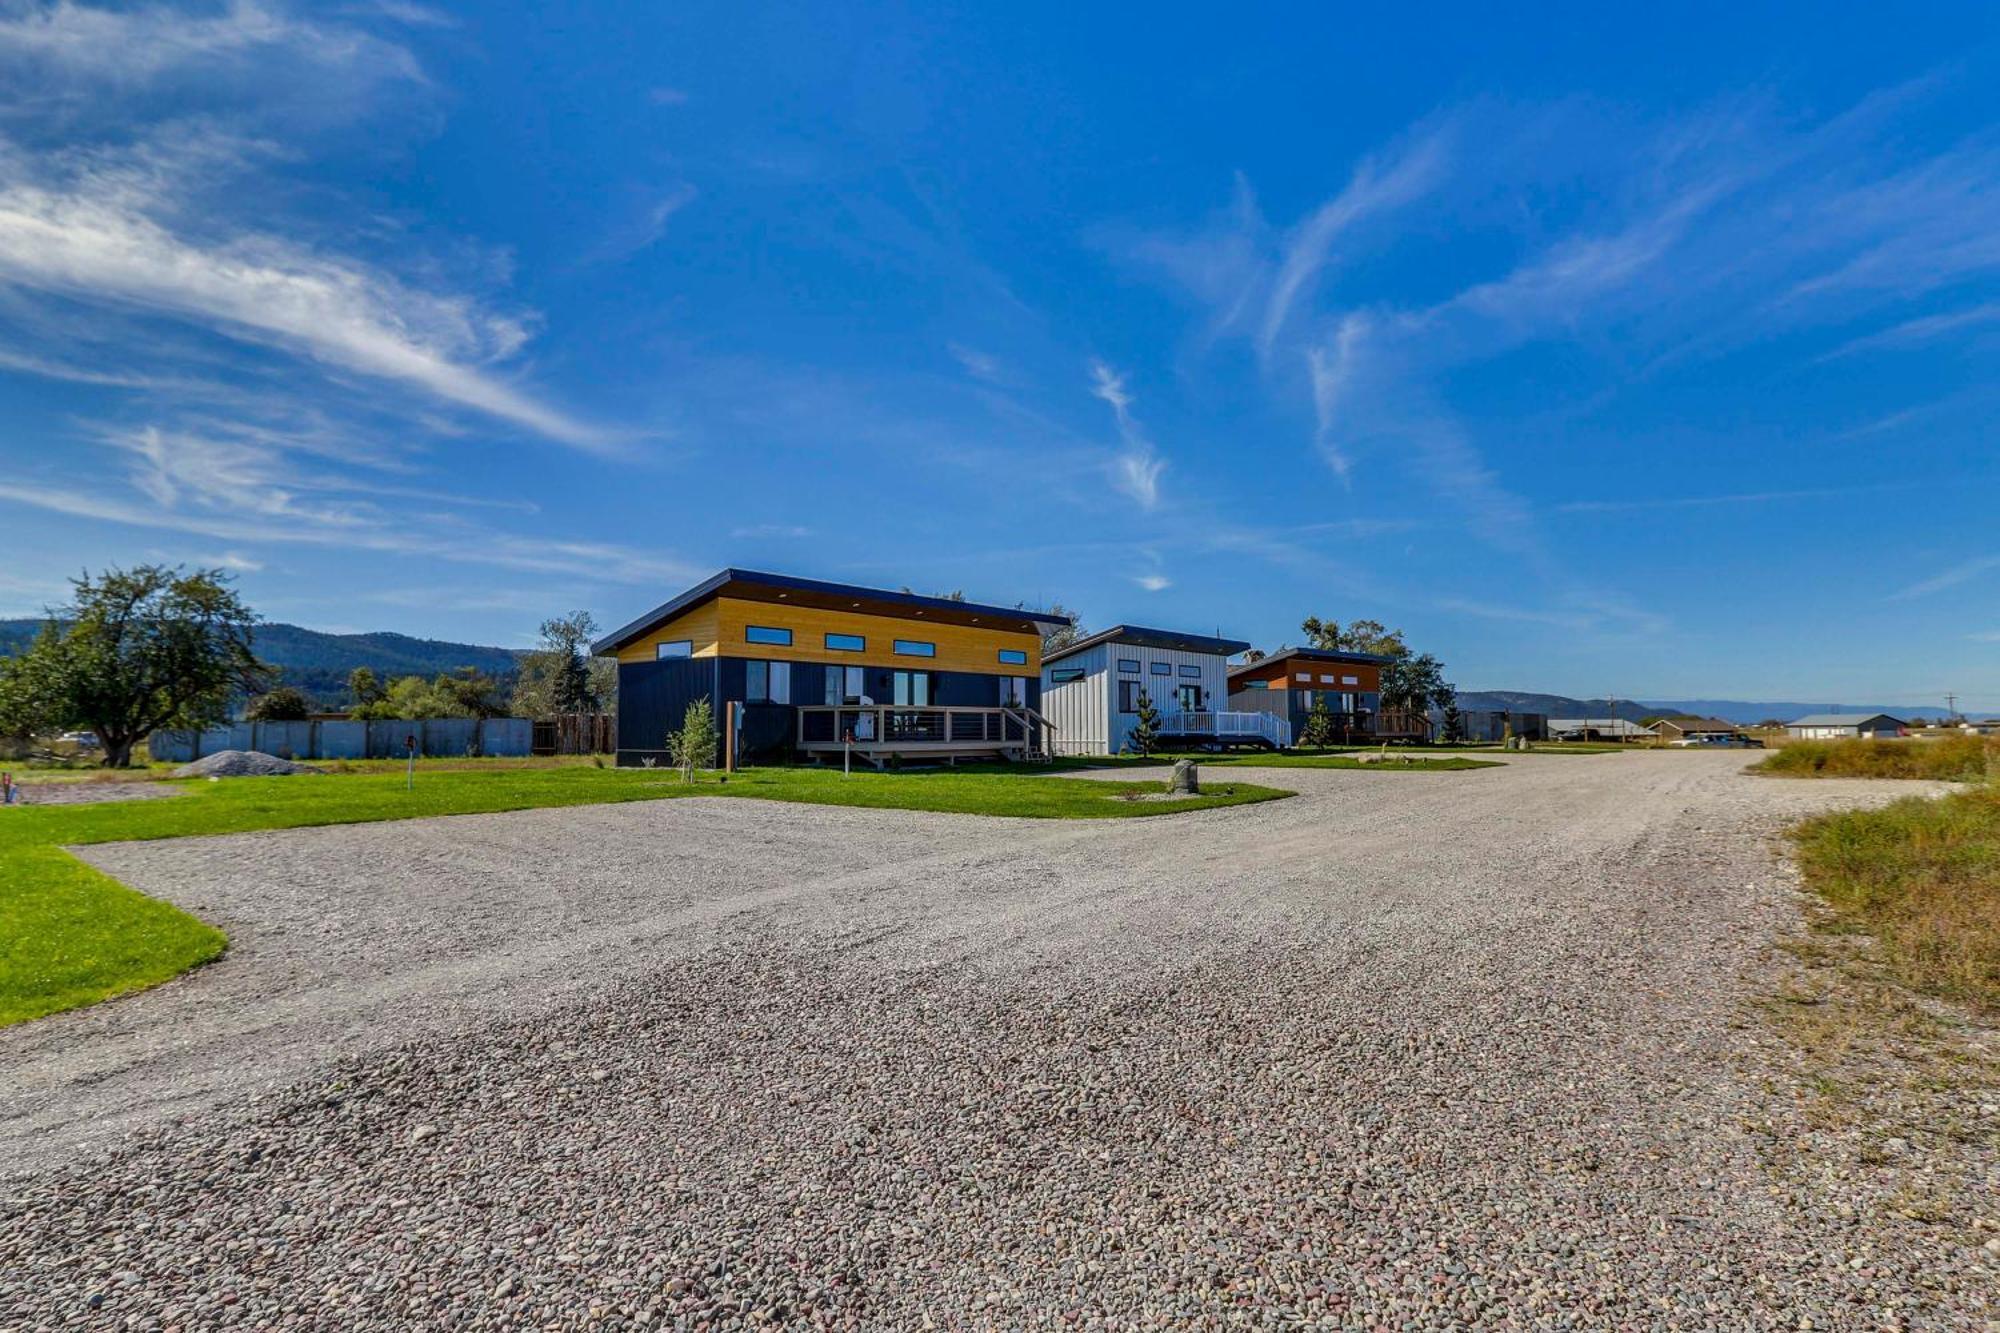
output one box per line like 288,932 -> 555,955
1786,713 -> 1908,728
1227,646 -> 1395,679
592,569 -> 1070,655
1043,624 -> 1251,666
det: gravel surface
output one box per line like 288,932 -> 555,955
2,753 -> 1992,1329
4,780 -> 179,806
173,749 -> 322,778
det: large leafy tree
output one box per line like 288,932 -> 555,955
245,686 -> 312,722
0,566 -> 267,767
511,611 -> 605,717
1380,652 -> 1456,714
1301,615 -> 1409,659
1020,600 -> 1084,656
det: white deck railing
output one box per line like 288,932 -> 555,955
1158,710 -> 1292,749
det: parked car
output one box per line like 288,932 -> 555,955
57,730 -> 100,750
1667,734 -> 1762,749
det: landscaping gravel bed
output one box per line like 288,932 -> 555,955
1,755 -> 1991,1329
7,779 -> 179,806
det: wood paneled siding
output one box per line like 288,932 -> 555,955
615,596 -> 1038,675
1229,657 -> 1381,693
1042,641 -> 1233,756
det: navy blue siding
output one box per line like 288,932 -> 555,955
615,658 -> 718,766
616,655 -> 1041,765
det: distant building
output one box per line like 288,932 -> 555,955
1785,713 -> 1909,740
1961,718 -> 2000,736
1548,717 -> 1652,742
1441,709 -> 1548,743
1647,716 -> 1743,742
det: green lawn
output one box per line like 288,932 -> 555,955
0,764 -> 1288,1027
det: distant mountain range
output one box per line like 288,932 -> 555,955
1455,692 -> 1938,725
0,619 -> 523,707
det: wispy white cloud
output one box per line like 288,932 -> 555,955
1820,300 -> 2000,360
1132,572 -> 1171,593
1556,481 -> 1919,514
948,342 -> 1004,383
581,182 -> 697,267
1895,553 -> 2000,599
1089,359 -> 1164,510
730,523 -> 813,539
0,0 -> 419,85
1261,123 -> 1452,356
1967,629 -> 2000,643
0,159 -> 611,449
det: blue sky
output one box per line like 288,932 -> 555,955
1,3 -> 1997,710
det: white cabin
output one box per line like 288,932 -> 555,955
1041,626 -> 1284,755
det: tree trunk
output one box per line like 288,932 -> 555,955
101,734 -> 136,768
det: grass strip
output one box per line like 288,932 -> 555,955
1758,735 -> 1997,781
1789,785 -> 2000,1011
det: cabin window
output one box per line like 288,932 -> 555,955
1150,661 -> 1171,676
1179,664 -> 1202,678
894,639 -> 935,657
825,665 -> 865,705
1239,679 -> 1268,690
1296,671 -> 1312,682
998,649 -> 1028,666
824,633 -> 865,653
1320,674 -> 1338,684
1118,658 -> 1141,674
1118,679 -> 1142,714
998,676 -> 1027,707
1342,675 -> 1359,685
655,640 -> 692,660
1050,667 -> 1085,684
744,660 -> 791,704
892,671 -> 932,707
745,625 -> 792,647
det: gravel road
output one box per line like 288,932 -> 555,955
1,753 -> 1991,1329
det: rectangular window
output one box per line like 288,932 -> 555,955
824,632 -> 865,653
1296,671 -> 1312,682
655,639 -> 692,660
998,676 -> 1027,707
1240,679 -> 1268,690
825,665 -> 865,705
998,648 -> 1028,666
893,639 -> 935,657
745,625 -> 792,647
1118,658 -> 1141,674
892,671 -> 931,707
1342,675 -> 1359,685
1150,661 -> 1171,676
1178,683 -> 1202,712
1050,667 -> 1085,684
1118,679 -> 1142,713
744,660 -> 791,704
1179,664 -> 1202,678
1320,674 -> 1338,684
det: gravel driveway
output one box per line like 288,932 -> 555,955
1,753 -> 1988,1328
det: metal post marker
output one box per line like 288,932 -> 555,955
405,734 -> 416,790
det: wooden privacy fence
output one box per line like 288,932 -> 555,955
532,713 -> 614,756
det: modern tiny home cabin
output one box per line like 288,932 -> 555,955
1039,626 -> 1281,754
592,570 -> 1069,767
1227,647 -> 1428,742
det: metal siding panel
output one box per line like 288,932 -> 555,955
617,658 -> 718,763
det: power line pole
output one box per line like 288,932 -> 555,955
1945,692 -> 1958,721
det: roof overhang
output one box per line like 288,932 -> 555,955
1043,624 -> 1251,666
1227,646 -> 1395,679
592,569 -> 1069,656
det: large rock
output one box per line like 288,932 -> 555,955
1167,758 -> 1200,795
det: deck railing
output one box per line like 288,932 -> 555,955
1158,710 -> 1293,749
796,705 -> 1037,749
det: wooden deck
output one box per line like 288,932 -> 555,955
795,705 -> 1053,767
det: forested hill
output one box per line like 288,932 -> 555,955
0,619 -> 523,706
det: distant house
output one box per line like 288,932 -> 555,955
1040,626 -> 1268,754
1785,713 -> 1909,740
1548,717 -> 1651,742
1647,716 -> 1743,742
1961,718 -> 2000,736
1227,647 -> 1429,742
